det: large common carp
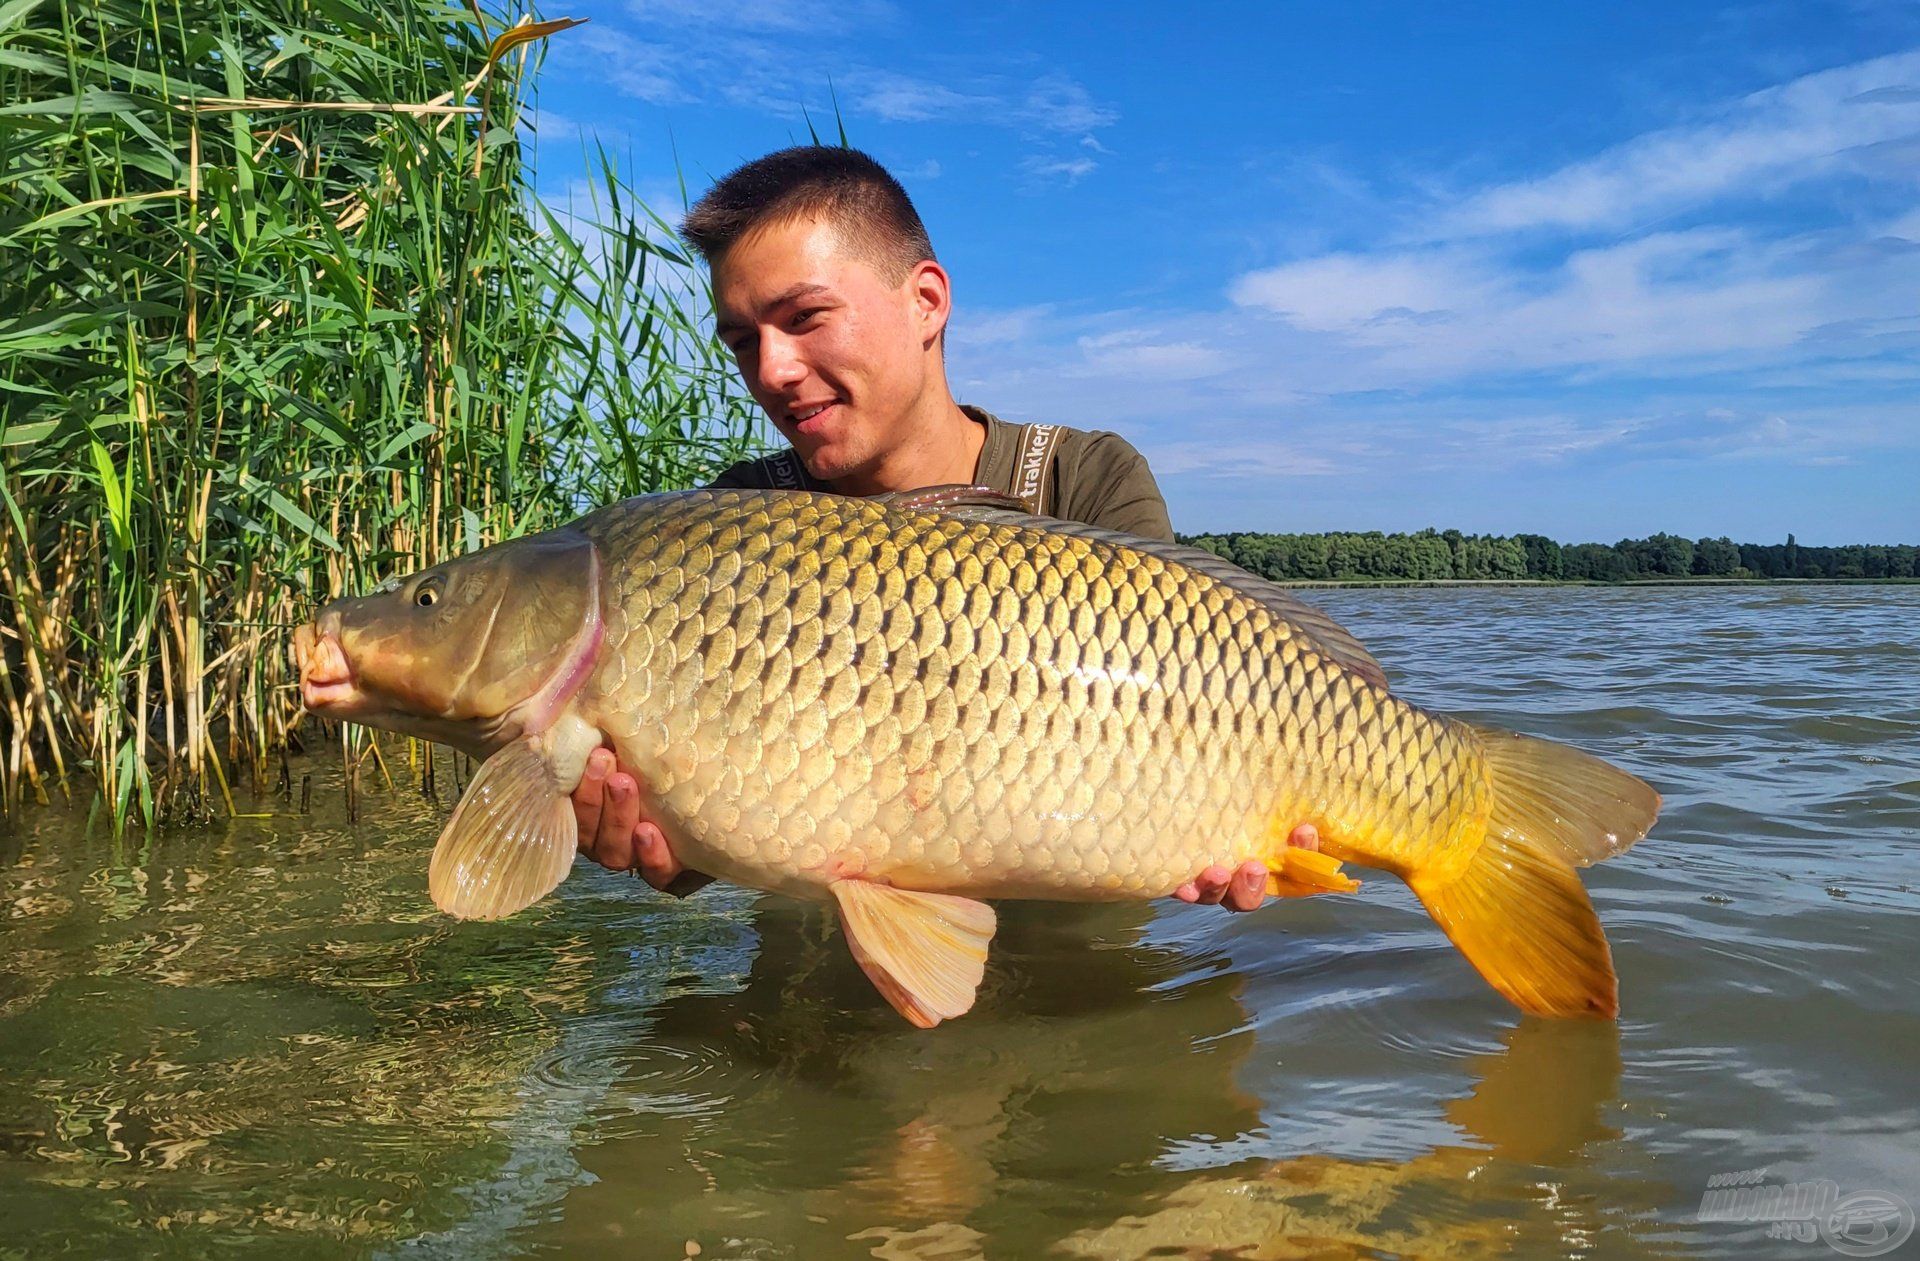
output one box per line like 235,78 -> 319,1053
292,487 -> 1659,1027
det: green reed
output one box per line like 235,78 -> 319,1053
0,0 -> 764,826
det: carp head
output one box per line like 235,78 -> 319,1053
291,529 -> 603,760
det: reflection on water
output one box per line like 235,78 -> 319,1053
1,587 -> 1916,1258
1061,1019 -> 1641,1260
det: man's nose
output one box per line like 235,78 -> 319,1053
756,330 -> 807,392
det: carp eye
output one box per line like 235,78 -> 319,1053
415,588 -> 437,608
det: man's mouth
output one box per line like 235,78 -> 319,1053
786,400 -> 840,433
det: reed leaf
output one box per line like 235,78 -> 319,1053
0,0 -> 764,825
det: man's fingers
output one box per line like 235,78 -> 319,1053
572,750 -> 611,858
596,773 -> 641,870
634,823 -> 684,892
1173,829 -> 1317,912
1225,860 -> 1267,912
1193,864 -> 1231,906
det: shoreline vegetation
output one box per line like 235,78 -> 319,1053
0,0 -> 760,826
1180,530 -> 1920,585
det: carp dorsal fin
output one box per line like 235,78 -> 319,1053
429,736 -> 577,921
880,488 -> 1390,691
829,880 -> 997,1028
871,484 -> 1026,514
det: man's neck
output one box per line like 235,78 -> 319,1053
831,392 -> 986,496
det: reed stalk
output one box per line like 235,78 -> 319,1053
0,0 -> 763,827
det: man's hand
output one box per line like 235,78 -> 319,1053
1171,824 -> 1320,913
572,747 -> 710,894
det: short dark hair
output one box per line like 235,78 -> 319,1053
680,146 -> 935,282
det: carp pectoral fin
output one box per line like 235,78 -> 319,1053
829,881 -> 997,1029
1266,846 -> 1362,898
428,737 -> 577,921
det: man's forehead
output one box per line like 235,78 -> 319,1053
716,215 -> 891,294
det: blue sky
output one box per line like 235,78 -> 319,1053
527,1 -> 1920,545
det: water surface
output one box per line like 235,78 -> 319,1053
2,587 -> 1915,1258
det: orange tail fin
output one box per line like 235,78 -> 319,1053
1407,728 -> 1660,1018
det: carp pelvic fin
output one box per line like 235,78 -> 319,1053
1408,728 -> 1660,1019
1266,844 -> 1362,898
829,881 -> 997,1029
428,737 -> 578,921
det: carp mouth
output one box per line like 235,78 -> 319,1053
292,618 -> 360,713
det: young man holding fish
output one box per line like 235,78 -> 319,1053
569,146 -> 1316,912
295,145 -> 1657,1024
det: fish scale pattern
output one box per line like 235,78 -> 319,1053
572,490 -> 1490,902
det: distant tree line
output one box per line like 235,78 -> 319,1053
1177,530 -> 1920,583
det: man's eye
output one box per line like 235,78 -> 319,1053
792,308 -> 823,328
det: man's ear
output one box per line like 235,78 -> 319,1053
908,259 -> 952,348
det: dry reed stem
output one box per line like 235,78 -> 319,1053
0,4 -> 755,826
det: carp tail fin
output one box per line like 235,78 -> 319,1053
1408,729 -> 1659,1019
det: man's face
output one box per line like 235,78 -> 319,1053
712,215 -> 944,483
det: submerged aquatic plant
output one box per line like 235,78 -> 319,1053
0,0 -> 763,826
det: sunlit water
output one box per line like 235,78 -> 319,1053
3,587 -> 1916,1259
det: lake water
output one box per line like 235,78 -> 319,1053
2,587 -> 1916,1259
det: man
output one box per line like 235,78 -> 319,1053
571,146 -> 1313,911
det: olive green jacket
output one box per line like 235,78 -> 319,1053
708,405 -> 1175,543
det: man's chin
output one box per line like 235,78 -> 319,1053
791,441 -> 861,485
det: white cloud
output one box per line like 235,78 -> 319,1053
1021,154 -> 1098,183
1431,49 -> 1920,237
623,0 -> 895,35
1148,440 -> 1340,478
951,304 -> 1054,349
1073,329 -> 1227,380
560,6 -> 1119,147
523,109 -> 582,142
925,49 -> 1920,538
1227,221 -> 1913,382
850,73 -> 996,123
844,68 -> 1119,138
1214,48 -> 1920,392
1228,250 -> 1490,332
1019,74 -> 1119,134
560,26 -> 690,105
